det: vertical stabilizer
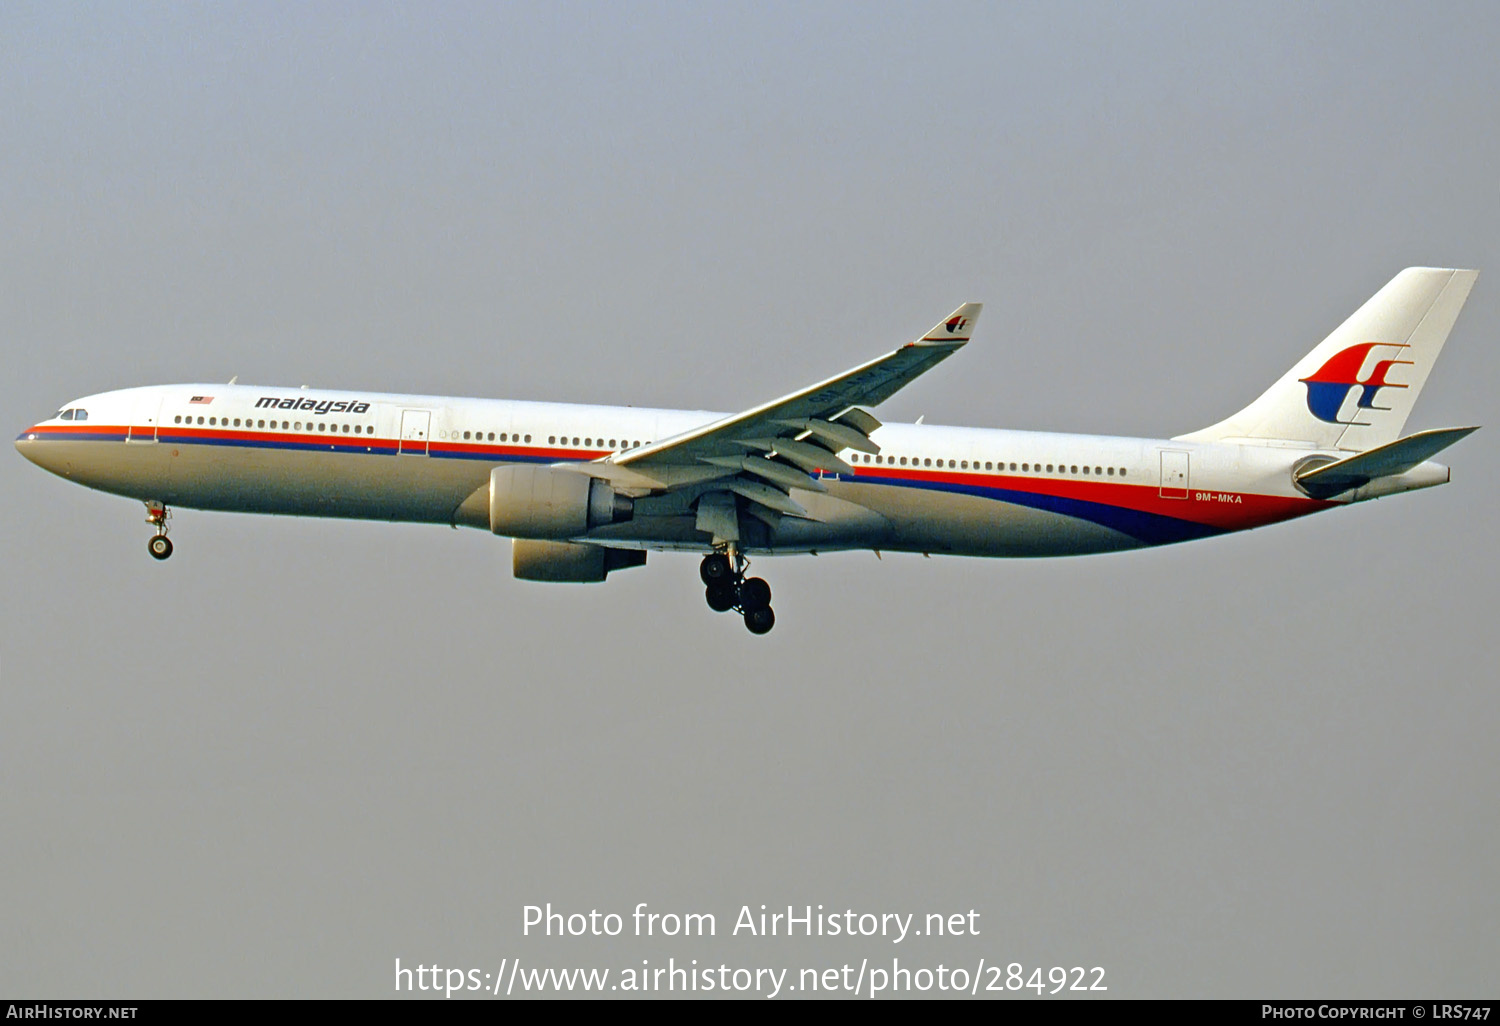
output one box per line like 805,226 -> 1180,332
1175,268 -> 1477,451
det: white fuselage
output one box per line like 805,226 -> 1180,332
17,382 -> 1451,559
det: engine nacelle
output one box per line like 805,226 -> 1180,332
488,464 -> 633,539
512,540 -> 647,582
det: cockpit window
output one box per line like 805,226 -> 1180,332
74,409 -> 88,421
56,408 -> 89,421
59,409 -> 73,420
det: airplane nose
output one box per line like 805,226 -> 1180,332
15,429 -> 42,466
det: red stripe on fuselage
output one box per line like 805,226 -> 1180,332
845,465 -> 1329,531
24,424 -> 1329,533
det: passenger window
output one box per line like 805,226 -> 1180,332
488,432 -> 494,441
549,436 -> 556,444
585,438 -> 592,447
1107,467 -> 1114,475
609,439 -> 617,447
899,456 -> 908,466
197,417 -> 205,425
1082,465 -> 1089,474
174,415 -> 181,424
259,420 -> 266,428
1120,468 -> 1127,477
1009,463 -> 1017,471
572,437 -> 580,446
295,422 -> 302,430
525,434 -> 532,443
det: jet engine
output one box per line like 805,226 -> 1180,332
512,540 -> 646,582
488,464 -> 633,539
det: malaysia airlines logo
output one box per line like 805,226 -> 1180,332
255,395 -> 371,414
945,316 -> 969,334
1299,342 -> 1413,424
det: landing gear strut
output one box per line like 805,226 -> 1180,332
145,502 -> 173,560
701,548 -> 775,634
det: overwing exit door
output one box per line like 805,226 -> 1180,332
399,410 -> 431,454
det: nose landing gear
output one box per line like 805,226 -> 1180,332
700,548 -> 775,634
145,502 -> 173,560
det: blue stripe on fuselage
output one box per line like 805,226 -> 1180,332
841,471 -> 1224,545
31,430 -> 1219,544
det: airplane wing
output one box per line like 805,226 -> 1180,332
573,303 -> 981,522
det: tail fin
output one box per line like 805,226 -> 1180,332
1175,268 -> 1478,451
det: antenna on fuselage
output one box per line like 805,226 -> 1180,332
228,375 -> 238,385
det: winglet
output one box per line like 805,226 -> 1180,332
920,303 -> 982,343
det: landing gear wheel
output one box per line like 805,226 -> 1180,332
743,606 -> 775,635
738,577 -> 771,612
705,583 -> 737,612
700,552 -> 732,585
148,535 -> 173,560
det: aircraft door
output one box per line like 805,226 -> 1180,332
1159,449 -> 1189,499
399,410 -> 431,454
125,394 -> 163,443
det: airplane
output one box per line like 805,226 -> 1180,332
15,267 -> 1480,635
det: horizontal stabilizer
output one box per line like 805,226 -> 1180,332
1295,426 -> 1478,497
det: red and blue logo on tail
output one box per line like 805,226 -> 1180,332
1300,342 -> 1412,424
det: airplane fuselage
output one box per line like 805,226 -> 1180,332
15,382 -> 1449,560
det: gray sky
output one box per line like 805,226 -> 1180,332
3,0 -> 1497,999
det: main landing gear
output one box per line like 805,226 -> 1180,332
700,550 -> 775,635
145,502 -> 173,560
